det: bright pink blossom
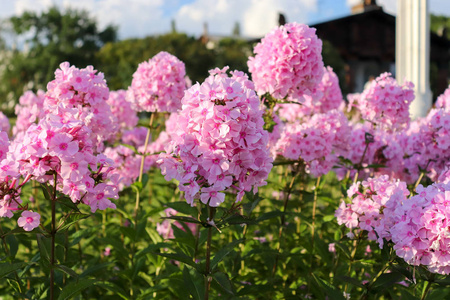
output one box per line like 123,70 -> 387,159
158,67 -> 273,206
127,51 -> 186,112
248,22 -> 324,102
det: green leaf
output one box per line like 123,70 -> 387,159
154,252 -> 198,269
371,272 -> 404,293
165,201 -> 198,217
40,183 -> 52,201
323,215 -> 335,222
312,274 -> 346,300
141,173 -> 149,190
36,234 -> 50,263
6,235 -> 18,258
213,272 -> 235,295
183,266 -> 203,300
119,143 -> 139,154
58,278 -> 96,300
243,191 -> 261,215
56,197 -> 80,212
335,276 -> 364,288
0,262 -> 28,278
426,288 -> 450,300
219,214 -> 256,227
135,242 -> 172,259
80,262 -> 113,278
211,239 -> 242,271
256,211 -> 285,222
1,227 -> 26,237
172,224 -> 195,250
55,264 -> 78,279
237,284 -> 273,296
95,281 -> 129,300
367,164 -> 386,169
131,181 -> 143,193
161,216 -> 202,225
57,213 -> 90,232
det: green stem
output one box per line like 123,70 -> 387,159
413,172 -> 425,191
344,233 -> 362,293
50,173 -> 57,300
204,206 -> 215,300
421,280 -> 432,300
134,112 -> 155,220
0,224 -> 24,295
309,176 -> 321,269
272,163 -> 303,277
353,140 -> 371,184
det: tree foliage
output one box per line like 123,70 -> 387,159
96,33 -> 254,91
97,33 -> 217,90
0,6 -> 117,115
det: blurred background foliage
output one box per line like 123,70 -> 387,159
0,6 -> 448,116
0,6 -> 347,117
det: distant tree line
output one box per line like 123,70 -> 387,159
0,6 -> 394,115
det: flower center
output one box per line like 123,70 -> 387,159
26,217 -> 34,223
59,143 -> 68,151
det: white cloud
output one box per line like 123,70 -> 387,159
0,0 -> 169,39
349,0 -> 450,17
175,0 -> 317,38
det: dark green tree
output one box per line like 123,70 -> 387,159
0,6 -> 117,114
214,37 -> 252,74
96,32 -> 216,90
321,40 -> 347,95
431,14 -> 450,40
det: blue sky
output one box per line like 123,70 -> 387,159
0,0 -> 449,40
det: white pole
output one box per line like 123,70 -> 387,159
396,0 -> 432,118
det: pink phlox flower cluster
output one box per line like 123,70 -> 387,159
104,126 -> 154,191
9,117 -> 119,213
104,114 -> 182,191
438,162 -> 450,184
396,108 -> 450,183
313,66 -> 344,113
335,175 -> 410,248
156,208 -> 196,239
435,85 -> 450,111
0,112 -> 10,134
104,145 -> 142,191
334,122 -> 405,181
0,63 -> 121,222
144,112 -> 181,167
266,109 -> 284,159
275,66 -> 344,121
121,127 -> 149,149
390,182 -> 450,274
0,131 -> 9,161
158,67 -> 273,206
127,51 -> 186,113
45,62 -> 118,148
0,141 -> 22,219
275,110 -> 350,177
356,73 -> 415,131
106,89 -> 139,131
13,90 -> 45,139
248,22 -> 324,103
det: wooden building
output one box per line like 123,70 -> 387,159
311,1 -> 450,97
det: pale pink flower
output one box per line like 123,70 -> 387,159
17,210 -> 40,231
